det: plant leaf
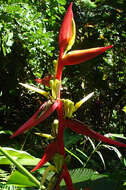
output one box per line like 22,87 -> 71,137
105,133 -> 126,140
65,147 -> 83,166
0,147 -> 40,165
101,145 -> 122,159
7,170 -> 39,187
60,168 -> 117,190
96,151 -> 106,169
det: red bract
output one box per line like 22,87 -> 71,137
35,78 -> 43,84
35,75 -> 52,87
66,118 -> 126,148
62,45 -> 113,65
10,100 -> 59,138
56,3 -> 113,81
59,2 -> 73,58
31,142 -> 57,172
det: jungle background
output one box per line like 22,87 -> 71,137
0,0 -> 126,189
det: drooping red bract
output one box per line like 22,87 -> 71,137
66,118 -> 126,148
31,142 -> 57,172
10,100 -> 59,138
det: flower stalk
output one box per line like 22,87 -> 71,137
9,2 -> 126,190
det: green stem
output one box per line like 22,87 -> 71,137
0,146 -> 41,188
84,142 -> 101,167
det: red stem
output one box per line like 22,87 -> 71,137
56,59 -> 64,81
63,165 -> 74,190
56,100 -> 66,156
56,164 -> 74,190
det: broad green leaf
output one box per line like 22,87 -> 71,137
0,147 -> 40,166
70,168 -> 95,183
60,168 -> 117,190
60,168 -> 95,189
64,128 -> 82,147
7,170 -> 38,187
0,147 -> 40,188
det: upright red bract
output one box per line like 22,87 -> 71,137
59,2 -> 73,59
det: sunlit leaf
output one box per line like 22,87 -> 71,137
7,170 -> 38,187
0,147 -> 40,166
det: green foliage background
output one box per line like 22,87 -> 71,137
0,0 -> 126,189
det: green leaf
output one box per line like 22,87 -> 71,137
96,151 -> 106,169
122,106 -> 126,113
64,128 -> 82,147
6,32 -> 13,46
79,0 -> 97,8
76,148 -> 88,159
123,158 -> 126,167
0,130 -> 12,135
0,147 -> 40,166
105,133 -> 126,140
60,168 -> 117,190
89,175 -> 118,190
0,147 -> 40,188
7,170 -> 37,187
71,168 -> 95,183
123,182 -> 126,186
0,169 -> 9,181
57,0 -> 66,5
65,147 -> 83,166
60,168 -> 94,189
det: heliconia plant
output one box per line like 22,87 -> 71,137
10,2 -> 126,190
